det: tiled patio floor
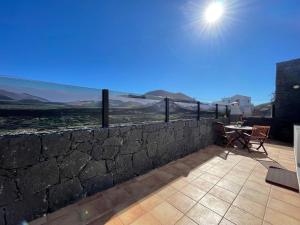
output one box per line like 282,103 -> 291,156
31,142 -> 300,225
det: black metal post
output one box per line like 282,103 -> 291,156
215,104 -> 219,119
225,105 -> 229,118
165,97 -> 169,122
102,89 -> 109,128
272,103 -> 275,118
197,101 -> 200,121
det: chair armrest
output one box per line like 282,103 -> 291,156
225,131 -> 235,134
243,133 -> 251,137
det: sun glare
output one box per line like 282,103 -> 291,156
204,1 -> 224,24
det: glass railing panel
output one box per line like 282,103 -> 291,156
200,103 -> 215,118
109,90 -> 163,125
170,100 -> 198,121
0,76 -> 101,133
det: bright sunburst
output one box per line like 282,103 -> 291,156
204,1 -> 224,24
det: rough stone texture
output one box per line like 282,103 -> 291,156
0,177 -> 17,206
133,150 -> 153,174
60,151 -> 91,179
274,58 -> 300,142
49,178 -> 83,212
79,160 -> 107,181
42,132 -> 71,158
81,173 -> 113,196
19,159 -> 59,194
0,118 -> 226,225
0,135 -> 41,169
5,191 -> 48,225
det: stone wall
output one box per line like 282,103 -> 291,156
0,118 -> 224,225
275,58 -> 300,122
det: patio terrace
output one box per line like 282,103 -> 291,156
30,142 -> 300,225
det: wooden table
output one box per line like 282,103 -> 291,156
225,125 -> 253,150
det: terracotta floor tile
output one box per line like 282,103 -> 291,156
47,204 -> 79,222
268,197 -> 300,221
223,174 -> 247,185
264,207 -> 300,225
270,188 -> 300,207
130,212 -> 161,225
118,204 -> 146,225
206,167 -> 229,177
174,216 -> 197,225
105,187 -> 133,208
46,211 -> 83,225
233,195 -> 266,219
182,173 -> 197,183
170,178 -> 189,190
191,177 -> 215,192
217,178 -> 242,194
122,180 -> 150,199
239,187 -> 268,206
244,180 -> 270,195
219,218 -> 235,225
156,185 -> 178,199
87,212 -> 123,225
150,202 -> 183,225
199,193 -> 230,216
209,185 -> 237,204
199,173 -> 221,184
224,206 -> 262,225
139,194 -> 163,212
180,184 -> 206,201
166,192 -> 196,213
78,199 -> 107,223
186,203 -> 222,225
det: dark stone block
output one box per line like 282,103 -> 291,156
133,150 -> 152,175
146,142 -> 158,158
42,132 -> 71,158
74,142 -> 93,154
0,135 -> 41,169
60,151 -> 91,179
81,173 -> 113,196
0,208 -> 4,225
49,178 -> 83,212
5,191 -> 47,225
0,176 -> 17,206
120,140 -> 142,154
79,160 -> 107,181
72,130 -> 94,143
19,159 -> 59,193
91,145 -> 104,161
115,154 -> 133,174
93,129 -> 109,143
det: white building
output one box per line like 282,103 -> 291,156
214,95 -> 254,116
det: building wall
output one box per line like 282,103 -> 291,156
275,58 -> 300,121
0,118 -> 226,225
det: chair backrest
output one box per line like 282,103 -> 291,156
215,122 -> 226,136
251,125 -> 270,139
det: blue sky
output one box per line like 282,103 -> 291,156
0,0 -> 299,104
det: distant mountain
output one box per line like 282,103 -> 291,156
143,99 -> 192,113
0,89 -> 49,102
145,90 -> 195,102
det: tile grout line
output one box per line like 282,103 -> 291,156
182,148 -> 244,225
215,152 -> 259,225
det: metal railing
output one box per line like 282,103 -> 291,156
101,89 -> 230,128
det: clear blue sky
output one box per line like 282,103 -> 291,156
0,0 -> 299,104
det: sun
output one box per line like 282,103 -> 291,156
204,1 -> 224,24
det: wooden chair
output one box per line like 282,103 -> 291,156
214,122 -> 237,148
243,125 -> 270,155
